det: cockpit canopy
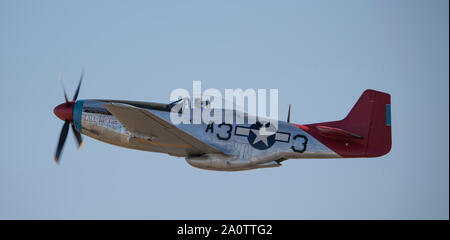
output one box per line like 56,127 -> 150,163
169,95 -> 242,110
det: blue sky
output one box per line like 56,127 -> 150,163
0,0 -> 448,219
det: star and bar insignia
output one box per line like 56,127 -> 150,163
235,121 -> 290,150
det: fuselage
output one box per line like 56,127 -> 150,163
69,99 -> 339,170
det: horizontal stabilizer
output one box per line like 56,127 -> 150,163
316,125 -> 363,140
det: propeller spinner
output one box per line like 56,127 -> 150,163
53,70 -> 84,163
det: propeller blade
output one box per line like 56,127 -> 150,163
58,72 -> 69,105
287,104 -> 291,123
54,120 -> 70,163
72,69 -> 84,101
71,124 -> 83,149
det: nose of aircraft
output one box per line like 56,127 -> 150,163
53,102 -> 74,122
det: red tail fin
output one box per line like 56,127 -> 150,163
304,89 -> 391,158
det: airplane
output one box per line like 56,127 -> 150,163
53,72 -> 391,171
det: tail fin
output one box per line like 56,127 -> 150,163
304,89 -> 391,158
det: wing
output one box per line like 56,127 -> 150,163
104,102 -> 224,156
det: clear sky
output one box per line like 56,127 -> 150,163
0,0 -> 448,219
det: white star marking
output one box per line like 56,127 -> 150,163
251,126 -> 276,147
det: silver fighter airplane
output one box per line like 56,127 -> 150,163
53,73 -> 392,171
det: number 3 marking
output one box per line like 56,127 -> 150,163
291,134 -> 308,153
217,123 -> 232,140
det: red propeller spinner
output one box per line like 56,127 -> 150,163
53,101 -> 75,122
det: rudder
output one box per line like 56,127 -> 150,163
342,89 -> 391,157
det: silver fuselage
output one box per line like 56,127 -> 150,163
72,100 -> 340,171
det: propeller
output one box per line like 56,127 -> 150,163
54,70 -> 84,163
55,121 -> 70,162
59,72 -> 69,106
287,104 -> 291,123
